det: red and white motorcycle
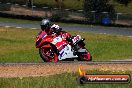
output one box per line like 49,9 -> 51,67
35,30 -> 92,62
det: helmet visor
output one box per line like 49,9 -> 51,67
41,25 -> 48,29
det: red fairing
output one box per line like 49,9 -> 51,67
61,32 -> 71,40
81,52 -> 91,61
36,31 -> 45,41
55,40 -> 68,51
35,31 -> 53,48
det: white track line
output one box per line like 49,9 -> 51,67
127,36 -> 132,38
6,3 -> 11,4
99,33 -> 107,35
16,27 -> 22,29
31,28 -> 37,29
5,26 -> 11,28
2,25 -> 132,38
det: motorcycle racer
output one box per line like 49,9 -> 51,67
40,19 -> 71,41
36,19 -> 92,62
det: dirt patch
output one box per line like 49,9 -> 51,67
0,63 -> 132,78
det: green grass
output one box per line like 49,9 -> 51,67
113,2 -> 132,14
0,17 -> 39,24
0,27 -> 40,62
0,27 -> 132,62
34,0 -> 132,14
0,70 -> 132,88
33,0 -> 132,14
0,0 -> 132,14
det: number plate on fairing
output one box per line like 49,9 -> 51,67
52,36 -> 62,45
72,35 -> 81,44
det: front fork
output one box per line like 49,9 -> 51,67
73,40 -> 92,61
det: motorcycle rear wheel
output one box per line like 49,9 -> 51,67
39,46 -> 58,62
77,50 -> 92,61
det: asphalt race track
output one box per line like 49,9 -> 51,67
0,22 -> 132,36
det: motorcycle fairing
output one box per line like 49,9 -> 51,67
36,31 -> 53,48
58,44 -> 78,60
51,36 -> 78,60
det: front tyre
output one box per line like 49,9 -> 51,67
39,47 -> 58,62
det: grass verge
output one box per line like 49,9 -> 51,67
0,0 -> 132,14
0,70 -> 132,88
0,17 -> 39,24
0,27 -> 132,62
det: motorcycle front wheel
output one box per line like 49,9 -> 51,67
39,46 -> 58,62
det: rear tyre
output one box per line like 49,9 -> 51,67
77,50 -> 92,61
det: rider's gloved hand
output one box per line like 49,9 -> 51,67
66,36 -> 73,44
51,24 -> 60,30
